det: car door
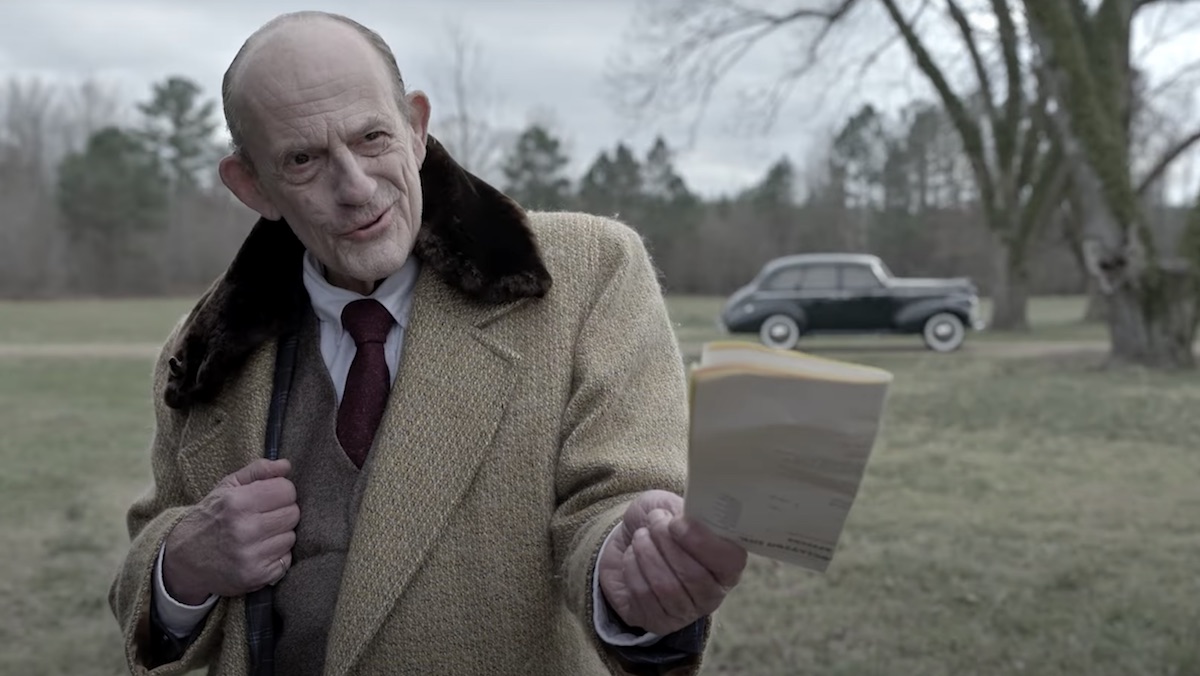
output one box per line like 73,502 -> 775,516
795,263 -> 841,331
755,263 -> 806,313
836,263 -> 893,330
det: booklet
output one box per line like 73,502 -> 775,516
682,341 -> 893,572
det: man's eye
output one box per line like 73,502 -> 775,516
365,131 -> 386,142
292,153 -> 311,166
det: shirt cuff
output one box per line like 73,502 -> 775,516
591,520 -> 662,647
153,542 -> 218,639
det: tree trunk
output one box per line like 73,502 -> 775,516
1103,272 -> 1198,368
989,238 -> 1031,331
1082,278 -> 1107,322
1026,1 -> 1200,368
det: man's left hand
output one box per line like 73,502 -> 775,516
598,490 -> 747,636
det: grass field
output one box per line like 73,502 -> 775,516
2,295 -> 1198,675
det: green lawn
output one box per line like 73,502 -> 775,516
0,298 -> 193,344
669,295 -> 1107,357
0,294 -> 1104,347
2,297 -> 1197,675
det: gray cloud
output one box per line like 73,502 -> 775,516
0,0 -> 984,197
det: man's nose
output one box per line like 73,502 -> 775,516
331,149 -> 376,206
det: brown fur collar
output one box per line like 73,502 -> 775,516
163,135 -> 551,410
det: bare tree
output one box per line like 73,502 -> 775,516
609,0 -> 1068,331
0,77 -> 127,187
424,21 -> 513,185
0,77 -> 59,183
1027,0 -> 1200,369
52,78 -> 126,166
0,78 -> 71,296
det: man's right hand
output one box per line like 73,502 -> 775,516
161,458 -> 300,605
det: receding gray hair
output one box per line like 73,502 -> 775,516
221,11 -> 413,166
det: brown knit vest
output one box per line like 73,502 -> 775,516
273,310 -> 376,675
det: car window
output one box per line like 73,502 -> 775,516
841,264 -> 881,290
799,264 -> 838,290
763,266 -> 804,291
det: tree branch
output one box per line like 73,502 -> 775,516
945,0 -> 997,123
1136,0 -> 1200,9
878,0 -> 998,221
1019,140 -> 1068,244
992,0 -> 1026,173
1014,90 -> 1051,191
1136,125 -> 1200,195
609,0 -> 867,141
1142,56 -> 1200,102
734,0 -> 859,24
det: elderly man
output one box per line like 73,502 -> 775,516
109,11 -> 746,676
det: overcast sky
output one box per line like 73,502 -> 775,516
0,0 -> 937,197
2,1 -> 1198,198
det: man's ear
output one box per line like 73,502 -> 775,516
219,154 -> 281,221
406,91 -> 432,165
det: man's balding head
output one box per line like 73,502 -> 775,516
216,12 -> 431,294
222,11 -> 412,162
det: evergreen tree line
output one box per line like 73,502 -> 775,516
0,75 -> 1103,299
500,101 -> 1093,296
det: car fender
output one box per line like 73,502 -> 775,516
894,297 -> 970,331
725,297 -> 809,333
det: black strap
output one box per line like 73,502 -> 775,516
246,330 -> 299,676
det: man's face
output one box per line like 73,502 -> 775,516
221,22 -> 430,291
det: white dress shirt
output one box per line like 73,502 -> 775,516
151,250 -> 657,648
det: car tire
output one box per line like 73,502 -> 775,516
759,314 -> 801,350
922,312 -> 966,352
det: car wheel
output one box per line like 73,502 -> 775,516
759,314 -> 801,350
922,312 -> 966,352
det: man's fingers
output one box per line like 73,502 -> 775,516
647,512 -> 723,610
624,491 -> 683,531
234,530 -> 295,589
256,530 -> 297,583
668,516 -> 748,588
254,503 -> 301,540
269,550 -> 293,586
226,458 -> 291,487
242,477 -> 297,513
621,541 -> 667,632
630,526 -> 695,623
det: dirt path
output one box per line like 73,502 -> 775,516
966,341 -> 1109,358
672,338 -> 1117,361
0,340 -> 1114,361
0,343 -> 161,359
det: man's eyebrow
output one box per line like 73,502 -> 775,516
350,115 -> 394,138
268,116 -> 396,167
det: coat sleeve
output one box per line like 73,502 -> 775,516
549,216 -> 712,676
107,318 -> 230,674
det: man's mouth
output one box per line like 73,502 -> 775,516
341,206 -> 392,239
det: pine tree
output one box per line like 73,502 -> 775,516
500,124 -> 572,210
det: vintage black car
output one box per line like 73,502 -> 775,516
718,253 -> 985,352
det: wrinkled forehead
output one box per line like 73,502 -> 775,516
234,21 -> 402,150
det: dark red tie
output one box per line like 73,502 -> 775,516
336,299 -> 395,468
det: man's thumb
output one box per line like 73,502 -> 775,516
226,458 -> 291,487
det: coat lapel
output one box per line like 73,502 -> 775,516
322,269 -> 524,675
176,341 -> 276,501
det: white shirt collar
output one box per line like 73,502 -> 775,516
301,249 -> 421,332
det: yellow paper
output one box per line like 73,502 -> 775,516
684,342 -> 892,571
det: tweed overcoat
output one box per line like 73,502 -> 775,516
108,138 -> 709,675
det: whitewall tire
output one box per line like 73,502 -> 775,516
759,314 -> 801,350
922,312 -> 966,352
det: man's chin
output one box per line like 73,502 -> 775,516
340,244 -> 411,282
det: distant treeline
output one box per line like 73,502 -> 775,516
2,75 -> 1182,301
